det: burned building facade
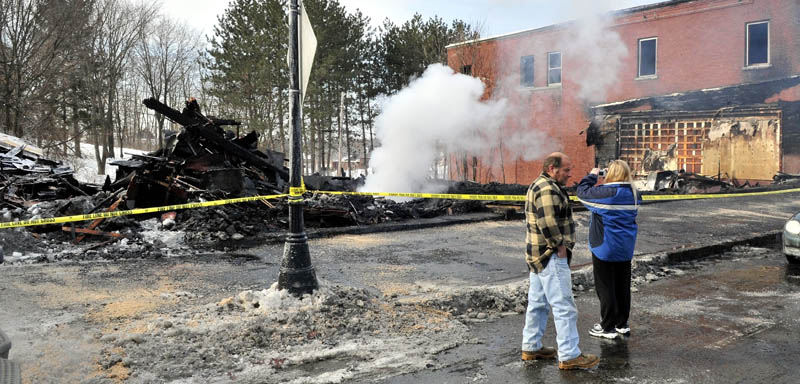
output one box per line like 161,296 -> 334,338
446,0 -> 800,184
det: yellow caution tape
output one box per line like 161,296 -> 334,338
289,179 -> 307,204
0,194 -> 287,229
312,190 -> 526,201
314,187 -> 800,202
3,186 -> 800,230
289,176 -> 307,198
638,187 -> 800,201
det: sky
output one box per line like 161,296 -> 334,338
161,0 -> 666,41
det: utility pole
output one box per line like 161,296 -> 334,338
344,95 -> 352,178
338,92 -> 344,177
278,0 -> 318,295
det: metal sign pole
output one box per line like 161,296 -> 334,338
278,0 -> 318,294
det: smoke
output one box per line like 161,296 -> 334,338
362,64 -> 548,194
360,2 -> 630,193
559,0 -> 629,103
503,129 -> 557,162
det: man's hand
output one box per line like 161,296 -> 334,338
557,245 -> 568,258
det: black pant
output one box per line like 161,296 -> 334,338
592,254 -> 631,332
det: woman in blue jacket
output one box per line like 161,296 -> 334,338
577,160 -> 641,339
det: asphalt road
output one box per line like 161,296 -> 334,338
2,190 -> 799,383
3,240 -> 798,383
377,246 -> 800,384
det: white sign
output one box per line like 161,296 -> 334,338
299,1 -> 317,101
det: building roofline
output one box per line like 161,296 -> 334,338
590,74 -> 800,110
446,0 -> 694,49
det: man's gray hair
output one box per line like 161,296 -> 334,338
542,153 -> 564,173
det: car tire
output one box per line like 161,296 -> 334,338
786,254 -> 800,265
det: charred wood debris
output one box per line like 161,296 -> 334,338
0,99 -> 497,251
2,97 -> 798,253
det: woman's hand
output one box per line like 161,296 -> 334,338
590,168 -> 600,175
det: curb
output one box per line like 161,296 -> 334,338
662,230 -> 782,264
304,212 -> 508,240
571,230 -> 783,289
218,212 -> 508,248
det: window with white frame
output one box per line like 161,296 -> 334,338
746,21 -> 769,66
548,52 -> 561,85
638,37 -> 657,77
520,55 -> 534,86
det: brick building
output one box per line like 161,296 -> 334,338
446,0 -> 800,185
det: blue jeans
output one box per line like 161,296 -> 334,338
521,256 -> 581,361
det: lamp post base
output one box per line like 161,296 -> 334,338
278,232 -> 318,295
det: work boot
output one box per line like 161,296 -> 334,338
521,346 -> 557,360
558,353 -> 600,370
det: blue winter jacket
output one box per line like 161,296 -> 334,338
576,174 -> 641,262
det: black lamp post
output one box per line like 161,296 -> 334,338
278,0 -> 318,295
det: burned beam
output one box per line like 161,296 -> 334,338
143,97 -> 199,127
142,97 -> 289,182
192,124 -> 289,180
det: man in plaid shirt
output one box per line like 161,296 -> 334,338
520,152 -> 599,370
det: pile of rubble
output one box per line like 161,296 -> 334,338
106,98 -> 289,210
96,99 -> 493,247
171,193 -> 488,248
1,133 -> 99,209
0,98 -> 499,258
7,97 -> 800,262
641,169 -> 762,194
773,171 -> 800,185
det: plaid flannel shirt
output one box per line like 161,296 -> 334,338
525,172 -> 576,273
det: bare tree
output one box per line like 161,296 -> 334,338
0,0 -> 87,140
85,0 -> 156,174
135,15 -> 202,149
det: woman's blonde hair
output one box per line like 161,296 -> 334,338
605,160 -> 632,183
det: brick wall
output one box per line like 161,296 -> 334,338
447,0 -> 800,186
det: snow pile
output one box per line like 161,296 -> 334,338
220,282 -> 330,315
111,281 -> 470,383
138,218 -> 188,255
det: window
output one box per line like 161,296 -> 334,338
520,55 -> 534,86
548,52 -> 562,85
638,38 -> 657,77
746,21 -> 769,66
460,65 -> 472,75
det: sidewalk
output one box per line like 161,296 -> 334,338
569,190 -> 799,287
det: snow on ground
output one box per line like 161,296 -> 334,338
68,143 -> 148,184
112,280 -> 474,383
139,218 -> 188,255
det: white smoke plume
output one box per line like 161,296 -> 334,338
560,0 -> 629,103
362,64 -> 513,194
361,2 -> 631,193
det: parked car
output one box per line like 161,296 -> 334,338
784,211 -> 800,264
